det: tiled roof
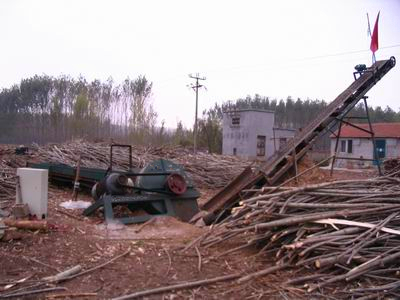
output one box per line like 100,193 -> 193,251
223,109 -> 274,114
331,122 -> 400,138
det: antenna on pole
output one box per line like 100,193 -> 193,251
188,73 -> 206,155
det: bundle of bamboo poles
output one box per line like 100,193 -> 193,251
194,172 -> 400,298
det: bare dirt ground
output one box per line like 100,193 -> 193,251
0,165 -> 377,299
1,187 -> 292,300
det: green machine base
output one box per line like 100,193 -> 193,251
83,190 -> 200,224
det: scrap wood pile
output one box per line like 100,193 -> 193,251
30,141 -> 250,188
0,141 -> 251,200
192,172 -> 400,298
0,147 -> 18,201
0,175 -> 15,201
384,158 -> 400,177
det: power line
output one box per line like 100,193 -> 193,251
188,73 -> 206,155
295,44 -> 400,62
199,43 -> 400,75
153,44 -> 400,89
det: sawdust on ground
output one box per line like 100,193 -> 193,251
94,215 -> 204,240
287,155 -> 378,186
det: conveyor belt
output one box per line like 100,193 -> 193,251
202,56 -> 396,223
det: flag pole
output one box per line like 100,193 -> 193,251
366,13 -> 376,64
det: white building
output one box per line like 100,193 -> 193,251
222,109 -> 295,160
330,122 -> 400,168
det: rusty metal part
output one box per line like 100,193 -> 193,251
166,173 -> 187,195
200,166 -> 254,224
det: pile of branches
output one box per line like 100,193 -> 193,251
194,173 -> 400,298
0,141 -> 250,190
31,141 -> 250,188
384,158 -> 400,177
0,170 -> 16,202
0,146 -> 20,202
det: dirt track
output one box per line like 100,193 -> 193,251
1,188 -> 289,299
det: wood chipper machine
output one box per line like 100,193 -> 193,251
83,144 -> 200,224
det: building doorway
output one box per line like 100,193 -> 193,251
374,139 -> 386,162
256,135 -> 266,157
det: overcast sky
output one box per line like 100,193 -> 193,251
1,0 -> 399,128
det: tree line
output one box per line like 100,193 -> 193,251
1,75 -> 399,153
198,95 -> 400,153
0,75 -> 159,144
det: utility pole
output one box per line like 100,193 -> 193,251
188,73 -> 206,154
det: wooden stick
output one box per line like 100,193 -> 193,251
0,287 -> 67,299
111,273 -> 242,300
291,148 -> 298,184
3,219 -> 48,231
134,218 -> 156,233
30,257 -> 61,272
2,275 -> 33,291
195,246 -> 202,272
46,292 -> 97,298
345,249 -> 400,281
237,264 -> 288,283
313,218 -> 400,236
163,248 -> 172,277
255,207 -> 392,232
55,209 -> 84,221
43,265 -> 82,282
61,247 -> 131,282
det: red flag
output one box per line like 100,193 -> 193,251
370,12 -> 380,53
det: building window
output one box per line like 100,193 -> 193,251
257,135 -> 266,156
340,140 -> 346,152
347,140 -> 353,154
279,138 -> 287,150
233,148 -> 237,155
232,117 -> 240,125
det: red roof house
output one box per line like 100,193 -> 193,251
331,123 -> 400,139
330,122 -> 400,168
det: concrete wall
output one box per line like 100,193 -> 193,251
222,110 -> 275,159
273,128 -> 296,151
387,138 -> 400,158
330,137 -> 400,168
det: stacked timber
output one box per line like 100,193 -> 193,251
194,173 -> 400,298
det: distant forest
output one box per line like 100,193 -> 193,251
0,75 -> 159,144
1,75 -> 400,153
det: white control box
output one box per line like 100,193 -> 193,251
16,168 -> 48,219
